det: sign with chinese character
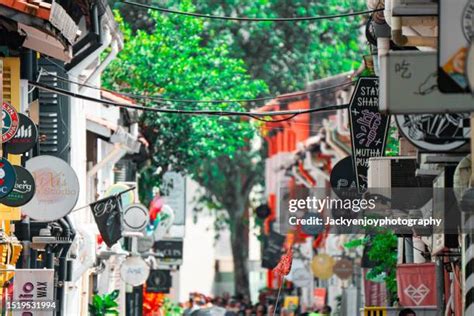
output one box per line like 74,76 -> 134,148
13,269 -> 55,316
380,51 -> 474,113
349,77 -> 390,192
439,0 -> 474,93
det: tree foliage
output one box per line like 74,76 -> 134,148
103,1 -> 267,296
110,0 -> 368,94
103,4 -> 267,202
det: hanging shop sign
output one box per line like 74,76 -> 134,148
152,204 -> 175,241
330,156 -> 359,200
137,235 -> 155,253
162,171 -> 186,225
146,269 -> 172,293
23,155 -> 79,221
120,256 -> 150,287
153,239 -> 183,260
396,114 -> 470,152
0,158 -> 16,199
104,183 -> 135,208
0,165 -> 35,207
438,0 -> 474,93
123,203 -> 149,232
12,269 -> 55,316
255,204 -> 271,219
311,254 -> 335,280
261,231 -> 286,269
2,101 -> 19,143
379,51 -> 474,113
90,195 -> 123,247
349,77 -> 390,192
313,288 -> 327,310
4,113 -> 38,154
397,263 -> 437,307
287,259 -> 312,288
333,258 -> 354,280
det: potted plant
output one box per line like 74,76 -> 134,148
89,290 -> 120,316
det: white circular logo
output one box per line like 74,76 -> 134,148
120,256 -> 150,286
123,203 -> 149,232
24,156 -> 79,221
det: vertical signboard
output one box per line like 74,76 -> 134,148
349,77 -> 390,191
12,269 -> 55,316
162,172 -> 186,238
439,0 -> 473,93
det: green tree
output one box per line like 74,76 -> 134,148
103,2 -> 267,297
110,0 -> 367,94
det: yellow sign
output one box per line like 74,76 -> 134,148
0,57 -> 22,221
311,254 -> 335,280
283,296 -> 299,311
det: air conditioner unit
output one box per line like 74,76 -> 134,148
393,0 -> 438,16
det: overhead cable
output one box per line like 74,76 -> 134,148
28,81 -> 348,122
121,1 -> 384,22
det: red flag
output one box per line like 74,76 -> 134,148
274,247 -> 293,277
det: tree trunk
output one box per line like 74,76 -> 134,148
229,211 -> 250,299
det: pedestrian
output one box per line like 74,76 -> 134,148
399,308 -> 416,316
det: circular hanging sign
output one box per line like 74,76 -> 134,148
104,183 -> 135,208
333,258 -> 353,280
0,158 -> 16,199
137,235 -> 155,253
330,156 -> 360,200
0,166 -> 35,207
311,254 -> 335,280
120,256 -> 150,286
2,101 -> 19,143
4,114 -> 38,154
24,155 -> 79,221
255,204 -> 271,219
396,114 -> 470,152
123,203 -> 149,232
467,42 -> 474,92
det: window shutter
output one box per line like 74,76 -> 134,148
38,58 -> 71,163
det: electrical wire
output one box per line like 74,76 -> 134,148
38,67 -> 354,105
28,81 -> 348,122
122,1 -> 384,23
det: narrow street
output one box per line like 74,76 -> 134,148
0,0 -> 470,315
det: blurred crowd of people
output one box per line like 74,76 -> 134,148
182,292 -> 332,316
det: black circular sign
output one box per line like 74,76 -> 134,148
330,156 -> 360,200
4,114 -> 38,155
300,212 -> 324,236
0,166 -> 35,207
255,204 -> 271,219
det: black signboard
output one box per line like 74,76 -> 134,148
0,166 -> 35,207
349,77 -> 390,192
153,239 -> 183,260
330,156 -> 359,200
90,196 -> 123,247
146,269 -> 172,293
261,231 -> 285,269
4,114 -> 38,155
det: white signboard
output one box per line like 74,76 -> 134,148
13,269 -> 55,316
120,256 -> 150,286
379,51 -> 474,113
162,172 -> 186,226
24,156 -> 80,221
